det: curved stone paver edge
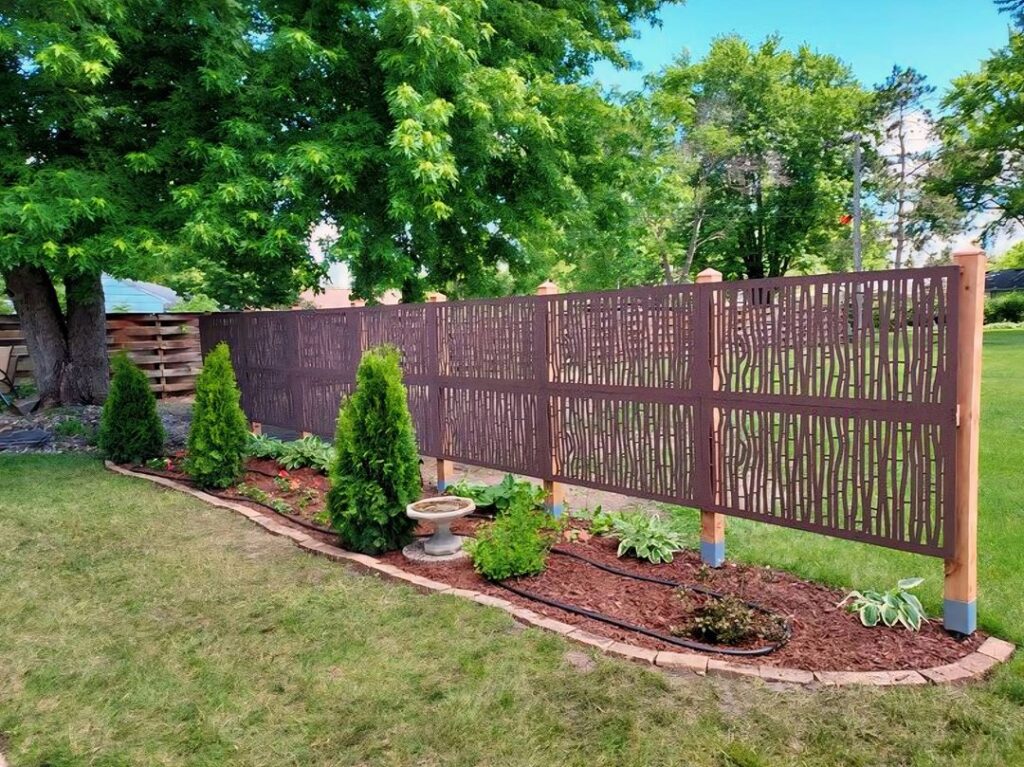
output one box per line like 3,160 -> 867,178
105,462 -> 1015,688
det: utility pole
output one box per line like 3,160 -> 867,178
852,132 -> 863,272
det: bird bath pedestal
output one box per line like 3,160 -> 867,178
403,496 -> 476,561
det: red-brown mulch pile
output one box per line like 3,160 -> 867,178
129,456 -> 984,672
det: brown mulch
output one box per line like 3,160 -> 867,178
127,457 -> 984,673
378,517 -> 984,671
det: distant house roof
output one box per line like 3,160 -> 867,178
985,269 -> 1024,294
102,274 -> 180,313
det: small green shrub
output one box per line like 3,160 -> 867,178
236,482 -> 270,504
246,433 -> 286,460
279,435 -> 335,473
611,512 -> 686,564
326,346 -> 421,554
465,500 -> 561,580
53,416 -> 92,439
985,291 -> 1024,324
676,594 -> 786,646
98,353 -> 165,463
448,473 -> 545,513
185,342 -> 249,488
839,577 -> 928,630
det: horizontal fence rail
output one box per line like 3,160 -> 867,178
1,313 -> 202,398
200,265 -> 961,559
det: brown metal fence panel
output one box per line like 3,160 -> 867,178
198,264 -> 960,558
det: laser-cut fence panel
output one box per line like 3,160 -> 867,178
200,265 -> 961,558
436,297 -> 543,474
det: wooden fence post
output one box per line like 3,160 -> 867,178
536,280 -> 564,516
944,245 -> 986,634
696,267 -> 725,567
426,291 -> 454,492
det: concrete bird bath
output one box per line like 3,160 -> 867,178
404,496 -> 476,561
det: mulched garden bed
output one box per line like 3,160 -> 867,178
130,456 -> 985,673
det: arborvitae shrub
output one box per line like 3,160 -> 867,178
185,342 -> 249,488
327,346 -> 421,554
98,352 -> 165,463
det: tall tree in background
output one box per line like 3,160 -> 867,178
929,7 -> 1024,242
648,37 -> 872,280
1,0 -> 677,404
0,1 -> 325,404
873,66 -> 939,268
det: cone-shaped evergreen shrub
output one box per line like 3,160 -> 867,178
327,346 -> 421,554
185,342 -> 249,488
98,352 -> 165,463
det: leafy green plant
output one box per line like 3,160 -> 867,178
985,291 -> 1024,324
588,506 -> 618,535
465,499 -> 561,581
279,435 -> 335,473
270,499 -> 293,515
246,433 -> 286,460
611,512 -> 686,564
236,483 -> 270,505
326,346 -> 421,555
53,416 -> 92,439
676,594 -> 786,646
839,578 -> 928,630
97,353 -> 165,463
448,473 -> 544,513
185,343 -> 249,488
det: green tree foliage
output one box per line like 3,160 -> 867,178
871,66 -> 958,268
326,346 -> 421,555
998,241 -> 1024,269
930,29 -> 1024,243
647,37 -> 874,279
97,352 -> 165,463
185,342 -> 249,488
0,0 -> 677,402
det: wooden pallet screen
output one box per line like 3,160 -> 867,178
0,313 -> 202,398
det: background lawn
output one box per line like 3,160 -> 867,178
0,332 -> 1023,766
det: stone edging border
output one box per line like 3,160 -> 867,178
105,462 -> 1015,688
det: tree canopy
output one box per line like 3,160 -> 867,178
643,37 -> 873,280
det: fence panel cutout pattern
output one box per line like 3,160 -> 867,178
200,266 -> 961,565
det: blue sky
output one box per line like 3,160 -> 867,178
592,0 -> 1014,98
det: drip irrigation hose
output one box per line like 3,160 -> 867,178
493,546 -> 791,657
125,464 -> 787,656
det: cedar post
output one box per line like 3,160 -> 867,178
696,267 -> 725,566
536,280 -> 564,516
426,291 -> 453,491
944,246 -> 986,635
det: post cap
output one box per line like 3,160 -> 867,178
952,244 -> 986,259
536,280 -> 560,295
695,268 -> 723,283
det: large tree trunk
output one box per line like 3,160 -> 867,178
63,271 -> 109,403
3,265 -> 108,406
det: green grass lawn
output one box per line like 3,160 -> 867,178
1,332 -> 1024,766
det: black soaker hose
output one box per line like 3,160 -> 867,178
494,546 -> 791,657
128,464 -> 786,655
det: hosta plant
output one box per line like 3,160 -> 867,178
246,433 -> 286,460
448,473 -> 544,513
611,512 -> 687,564
839,578 -> 928,631
279,435 -> 335,473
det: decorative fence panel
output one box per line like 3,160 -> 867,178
199,265 -> 960,558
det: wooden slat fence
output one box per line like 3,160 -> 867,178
0,313 -> 202,398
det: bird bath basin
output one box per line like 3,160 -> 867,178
405,496 -> 476,559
